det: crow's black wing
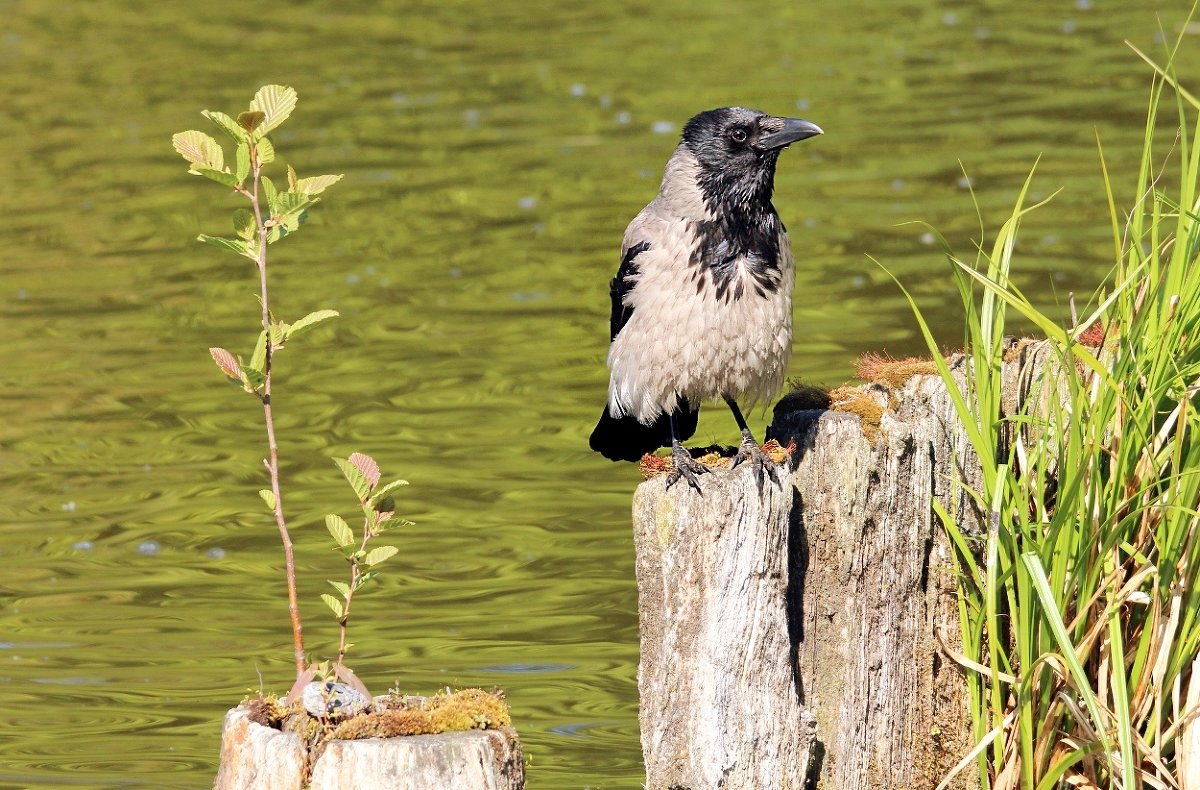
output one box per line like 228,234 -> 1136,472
609,240 -> 650,340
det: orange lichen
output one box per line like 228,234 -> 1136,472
854,352 -> 939,388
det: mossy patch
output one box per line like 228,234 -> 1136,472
828,386 -> 885,443
330,688 -> 511,739
243,687 -> 511,743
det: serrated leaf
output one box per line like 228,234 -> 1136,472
377,514 -> 415,531
202,110 -> 247,142
250,84 -> 298,136
233,208 -> 255,241
356,570 -> 377,587
197,234 -> 251,257
209,347 -> 243,380
321,593 -> 345,619
271,191 -> 316,218
326,514 -> 355,547
259,489 -> 277,510
327,580 -> 350,597
370,479 -> 410,507
334,457 -> 371,502
274,211 -> 308,237
237,110 -> 266,134
257,136 -> 275,165
348,452 -> 381,489
172,130 -> 224,169
287,164 -> 298,192
295,174 -> 344,196
363,545 -> 398,567
242,367 -> 265,391
268,321 -> 287,348
249,330 -> 268,372
261,175 -> 278,208
286,309 -> 339,340
193,166 -> 239,187
235,143 -> 250,185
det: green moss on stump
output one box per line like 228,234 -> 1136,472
243,687 -> 512,743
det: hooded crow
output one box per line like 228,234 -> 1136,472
589,106 -> 822,489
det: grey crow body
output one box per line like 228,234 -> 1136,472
589,107 -> 822,489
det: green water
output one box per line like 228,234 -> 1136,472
0,1 -> 1195,787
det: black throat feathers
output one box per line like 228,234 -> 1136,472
688,155 -> 785,303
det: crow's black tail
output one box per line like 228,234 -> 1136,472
589,401 -> 699,462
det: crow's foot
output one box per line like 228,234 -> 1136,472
665,441 -> 709,492
730,429 -> 781,490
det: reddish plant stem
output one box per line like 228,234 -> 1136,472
244,142 -> 306,677
336,513 -> 372,665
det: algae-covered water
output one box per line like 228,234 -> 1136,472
0,1 -> 1196,786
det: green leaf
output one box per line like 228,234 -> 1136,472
334,457 -> 371,502
257,136 -> 275,165
286,309 -> 339,340
242,367 -> 265,391
233,208 -> 255,241
321,593 -> 345,619
325,514 -> 355,548
249,329 -> 268,372
172,130 -> 224,169
250,84 -> 298,136
271,191 -> 317,218
370,479 -> 410,507
261,175 -> 278,208
295,174 -> 344,196
197,234 -> 251,257
235,143 -> 250,186
268,321 -> 287,348
363,545 -> 398,567
237,110 -> 266,134
356,570 -> 378,588
201,110 -> 247,142
259,489 -> 277,510
194,166 -> 239,187
327,580 -> 350,597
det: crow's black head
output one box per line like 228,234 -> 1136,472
681,107 -> 822,214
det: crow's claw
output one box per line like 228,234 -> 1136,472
665,440 -> 709,492
731,429 -> 781,491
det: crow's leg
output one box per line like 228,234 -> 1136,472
726,398 -> 780,489
664,412 -> 709,492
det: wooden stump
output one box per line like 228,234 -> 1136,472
633,467 -> 818,790
632,355 -> 1015,790
769,374 -> 982,790
213,707 -> 305,790
213,706 -> 524,790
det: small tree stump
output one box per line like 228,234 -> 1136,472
213,706 -> 524,790
633,467 -> 818,789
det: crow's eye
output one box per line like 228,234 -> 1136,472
729,127 -> 748,144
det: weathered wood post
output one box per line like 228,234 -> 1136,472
633,467 -> 818,788
214,703 -> 524,790
631,353 -> 1021,790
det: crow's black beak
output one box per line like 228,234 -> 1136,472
755,118 -> 823,151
